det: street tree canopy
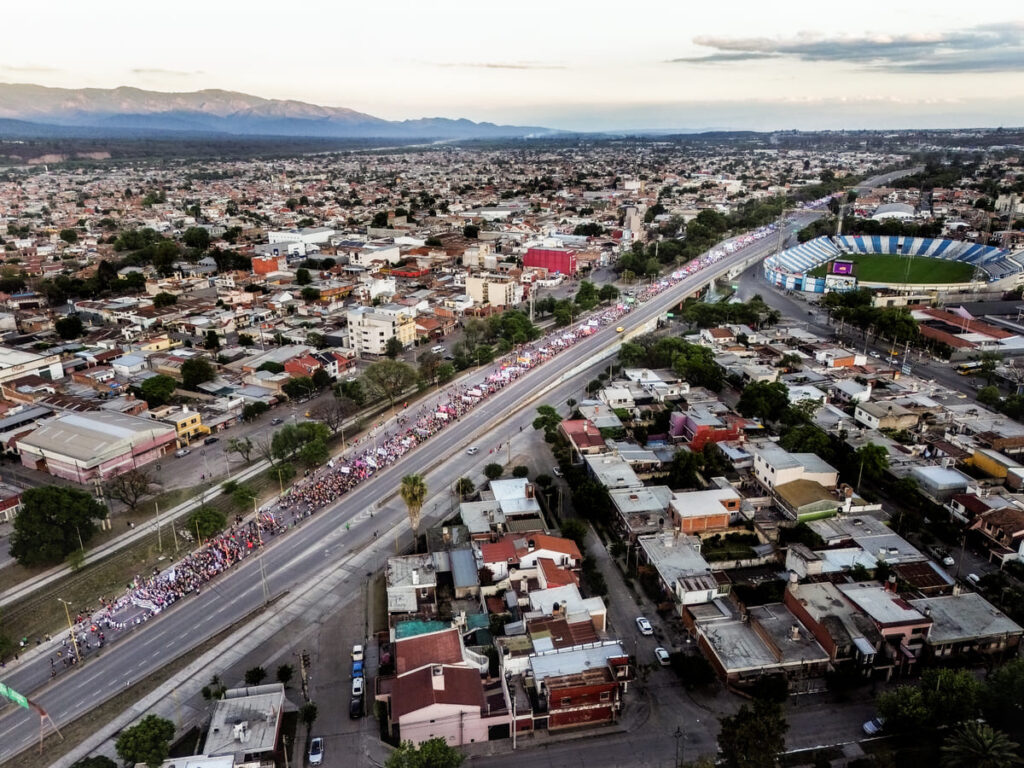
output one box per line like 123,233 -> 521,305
362,359 -> 417,412
139,374 -> 177,406
55,315 -> 85,340
717,699 -> 788,768
9,486 -> 107,566
385,738 -> 464,768
181,357 -> 216,390
115,715 -> 176,768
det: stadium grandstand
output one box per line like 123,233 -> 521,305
763,234 -> 1024,293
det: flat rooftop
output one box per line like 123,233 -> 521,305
204,685 -> 285,758
909,593 -> 1024,644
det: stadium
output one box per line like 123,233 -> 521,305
763,235 -> 1024,295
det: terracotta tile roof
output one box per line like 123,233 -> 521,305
391,665 -> 485,720
481,537 -> 518,566
395,628 -> 463,675
560,419 -> 606,449
538,557 -> 579,588
973,507 -> 1024,537
527,534 -> 583,562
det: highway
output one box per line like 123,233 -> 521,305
0,213 -> 817,764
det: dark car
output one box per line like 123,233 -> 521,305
349,695 -> 364,719
204,436 -> 219,445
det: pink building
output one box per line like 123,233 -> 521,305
16,412 -> 178,483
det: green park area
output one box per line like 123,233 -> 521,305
808,254 -> 977,284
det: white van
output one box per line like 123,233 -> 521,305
431,345 -> 445,354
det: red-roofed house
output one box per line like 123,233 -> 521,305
517,534 -> 582,571
537,558 -> 580,589
481,538 -> 519,580
559,419 -> 607,462
283,354 -> 323,378
390,664 -> 494,746
395,628 -> 468,676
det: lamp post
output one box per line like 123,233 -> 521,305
58,599 -> 80,664
674,724 -> 683,768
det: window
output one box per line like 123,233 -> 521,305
599,691 -> 610,702
560,697 -> 571,706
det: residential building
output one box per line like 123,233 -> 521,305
908,593 -> 1023,660
386,554 -> 438,619
751,442 -> 838,491
465,274 -> 523,308
669,483 -> 741,534
347,306 -> 416,356
203,684 -> 287,764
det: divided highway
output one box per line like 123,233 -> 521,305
0,214 -> 816,763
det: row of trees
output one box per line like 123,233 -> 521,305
618,334 -> 723,392
821,288 -> 920,344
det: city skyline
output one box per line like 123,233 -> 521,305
2,0 -> 1023,131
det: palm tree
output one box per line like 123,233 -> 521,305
399,474 -> 428,551
454,477 -> 475,500
941,721 -> 1021,768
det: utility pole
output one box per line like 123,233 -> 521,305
154,501 -> 163,552
58,599 -> 80,664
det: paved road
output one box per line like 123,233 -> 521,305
0,215 -> 817,764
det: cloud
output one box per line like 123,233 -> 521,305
434,61 -> 566,71
131,67 -> 204,77
0,64 -> 61,73
671,23 -> 1024,74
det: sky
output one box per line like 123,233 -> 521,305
3,0 -> 1024,131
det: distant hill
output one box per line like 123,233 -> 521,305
0,83 -> 559,140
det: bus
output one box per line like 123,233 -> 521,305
957,361 -> 984,376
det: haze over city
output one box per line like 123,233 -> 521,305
2,0 -> 1023,130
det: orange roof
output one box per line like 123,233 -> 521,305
560,419 -> 606,449
538,557 -> 579,588
395,628 -> 463,675
391,665 -> 484,720
481,537 -> 518,566
528,534 -> 583,562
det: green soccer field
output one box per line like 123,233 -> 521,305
807,254 -> 977,284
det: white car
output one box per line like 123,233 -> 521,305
352,677 -> 364,696
351,644 -> 364,662
636,616 -> 654,636
309,737 -> 324,766
466,446 -> 479,455
862,717 -> 885,736
654,647 -> 671,666
552,466 -> 564,478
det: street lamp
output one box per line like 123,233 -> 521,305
58,598 -> 81,664
674,725 -> 683,768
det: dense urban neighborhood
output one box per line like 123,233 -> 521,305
1,129 -> 1024,768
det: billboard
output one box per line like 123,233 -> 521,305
831,260 -> 855,275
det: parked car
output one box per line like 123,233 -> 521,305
270,417 -> 284,425
204,436 -> 219,445
352,677 -> 364,697
636,617 -> 654,636
309,737 -> 324,765
351,644 -> 364,662
174,448 -> 190,458
466,446 -> 479,455
862,717 -> 886,736
552,466 -> 564,478
349,695 -> 364,719
967,573 -> 981,586
654,647 -> 671,666
352,660 -> 364,678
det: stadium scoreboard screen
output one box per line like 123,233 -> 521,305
831,260 -> 855,275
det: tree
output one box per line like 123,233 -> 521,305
312,368 -> 332,390
188,506 -> 227,541
454,477 -> 475,499
181,357 -> 215,390
276,664 -> 294,686
362,359 -> 417,415
484,463 -> 504,480
295,267 -> 312,285
668,449 -> 703,490
981,352 -> 1000,385
941,721 -> 1021,768
282,376 -> 315,400
299,438 -> 329,467
385,336 -> 404,359
242,402 -> 270,422
718,699 -> 788,768
71,758 -> 117,768
300,701 -> 319,727
244,666 -> 267,685
227,436 -> 255,463
855,443 -> 890,485
204,330 -> 220,350
463,224 -> 480,239
598,283 -> 620,303
232,485 -> 257,511
59,228 -> 78,244
115,715 -> 176,768
55,315 -> 84,340
878,668 -> 982,731
512,465 -> 529,478
983,658 -> 1024,731
533,404 -> 562,435
400,474 -> 427,551
736,380 -> 790,423
385,738 -> 464,768
9,487 -> 107,566
140,374 -> 176,406
309,397 -> 357,436
300,286 -> 321,302
105,469 -> 152,512
979,385 -> 1003,408
182,227 -> 211,250
152,291 -> 178,308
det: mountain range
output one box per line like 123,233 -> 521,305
0,83 -> 559,140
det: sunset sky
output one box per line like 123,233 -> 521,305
3,0 -> 1023,130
